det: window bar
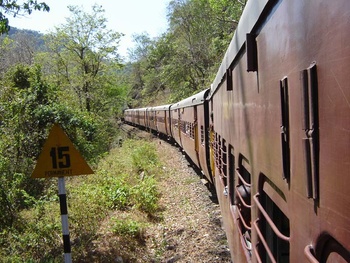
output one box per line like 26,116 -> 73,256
220,156 -> 228,174
236,168 -> 252,187
236,207 -> 252,230
235,185 -> 252,208
304,245 -> 319,263
253,193 -> 290,242
254,219 -> 277,263
218,137 -> 222,173
254,244 -> 263,263
236,217 -> 252,252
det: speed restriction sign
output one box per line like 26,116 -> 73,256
31,123 -> 94,178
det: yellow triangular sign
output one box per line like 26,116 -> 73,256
31,123 -> 94,178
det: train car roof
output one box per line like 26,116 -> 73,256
136,107 -> 148,112
151,104 -> 172,111
209,0 -> 269,98
170,89 -> 209,110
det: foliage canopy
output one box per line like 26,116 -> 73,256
0,0 -> 49,34
127,0 -> 245,106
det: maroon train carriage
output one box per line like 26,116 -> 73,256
153,104 -> 172,137
146,107 -> 156,131
137,107 -> 148,128
170,89 -> 213,184
209,0 -> 350,262
124,109 -> 134,125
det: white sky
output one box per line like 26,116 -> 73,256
9,0 -> 170,59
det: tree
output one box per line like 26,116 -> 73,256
126,33 -> 157,106
44,4 -> 124,113
0,29 -> 44,77
128,0 -> 246,103
0,64 -> 54,227
0,0 -> 49,34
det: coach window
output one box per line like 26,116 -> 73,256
217,135 -> 222,170
236,154 -> 252,255
214,133 -> 217,165
221,138 -> 228,186
315,234 -> 350,262
255,186 -> 290,263
216,133 -> 220,168
200,125 -> 204,145
185,122 -> 190,136
228,145 -> 235,205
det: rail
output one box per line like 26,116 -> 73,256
236,205 -> 251,230
254,219 -> 277,263
253,245 -> 262,263
235,185 -> 251,208
236,168 -> 252,187
234,167 -> 253,257
253,193 -> 290,241
304,245 -> 319,263
235,216 -> 252,252
220,145 -> 227,173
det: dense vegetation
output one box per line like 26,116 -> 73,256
127,0 -> 246,105
0,0 -> 49,34
0,138 -> 163,261
0,0 -> 245,260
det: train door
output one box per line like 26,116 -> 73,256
194,106 -> 200,167
165,107 -> 171,137
153,109 -> 159,131
178,108 -> 182,146
164,110 -> 168,135
209,99 -> 215,178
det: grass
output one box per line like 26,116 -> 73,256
0,138 -> 164,262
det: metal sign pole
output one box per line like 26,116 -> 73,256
58,177 -> 72,263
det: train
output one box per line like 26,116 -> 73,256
124,0 -> 350,262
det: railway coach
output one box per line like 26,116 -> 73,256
123,109 -> 134,125
169,89 -> 213,184
152,104 -> 172,138
208,0 -> 350,262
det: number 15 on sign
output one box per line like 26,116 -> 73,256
50,146 -> 71,169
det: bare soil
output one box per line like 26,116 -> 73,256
150,136 -> 232,263
89,127 -> 232,262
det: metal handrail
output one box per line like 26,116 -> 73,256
254,219 -> 277,263
253,193 -> 290,242
304,245 -> 319,263
236,217 -> 252,251
236,205 -> 252,230
220,156 -> 228,165
254,244 -> 263,263
236,168 -> 252,187
235,185 -> 252,208
219,169 -> 227,178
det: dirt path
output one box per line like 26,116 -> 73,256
147,136 -> 232,262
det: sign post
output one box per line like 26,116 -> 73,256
31,123 -> 94,262
58,177 -> 71,263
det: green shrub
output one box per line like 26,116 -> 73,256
131,141 -> 159,174
0,201 -> 61,262
132,176 -> 159,215
112,218 -> 145,239
107,182 -> 132,210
